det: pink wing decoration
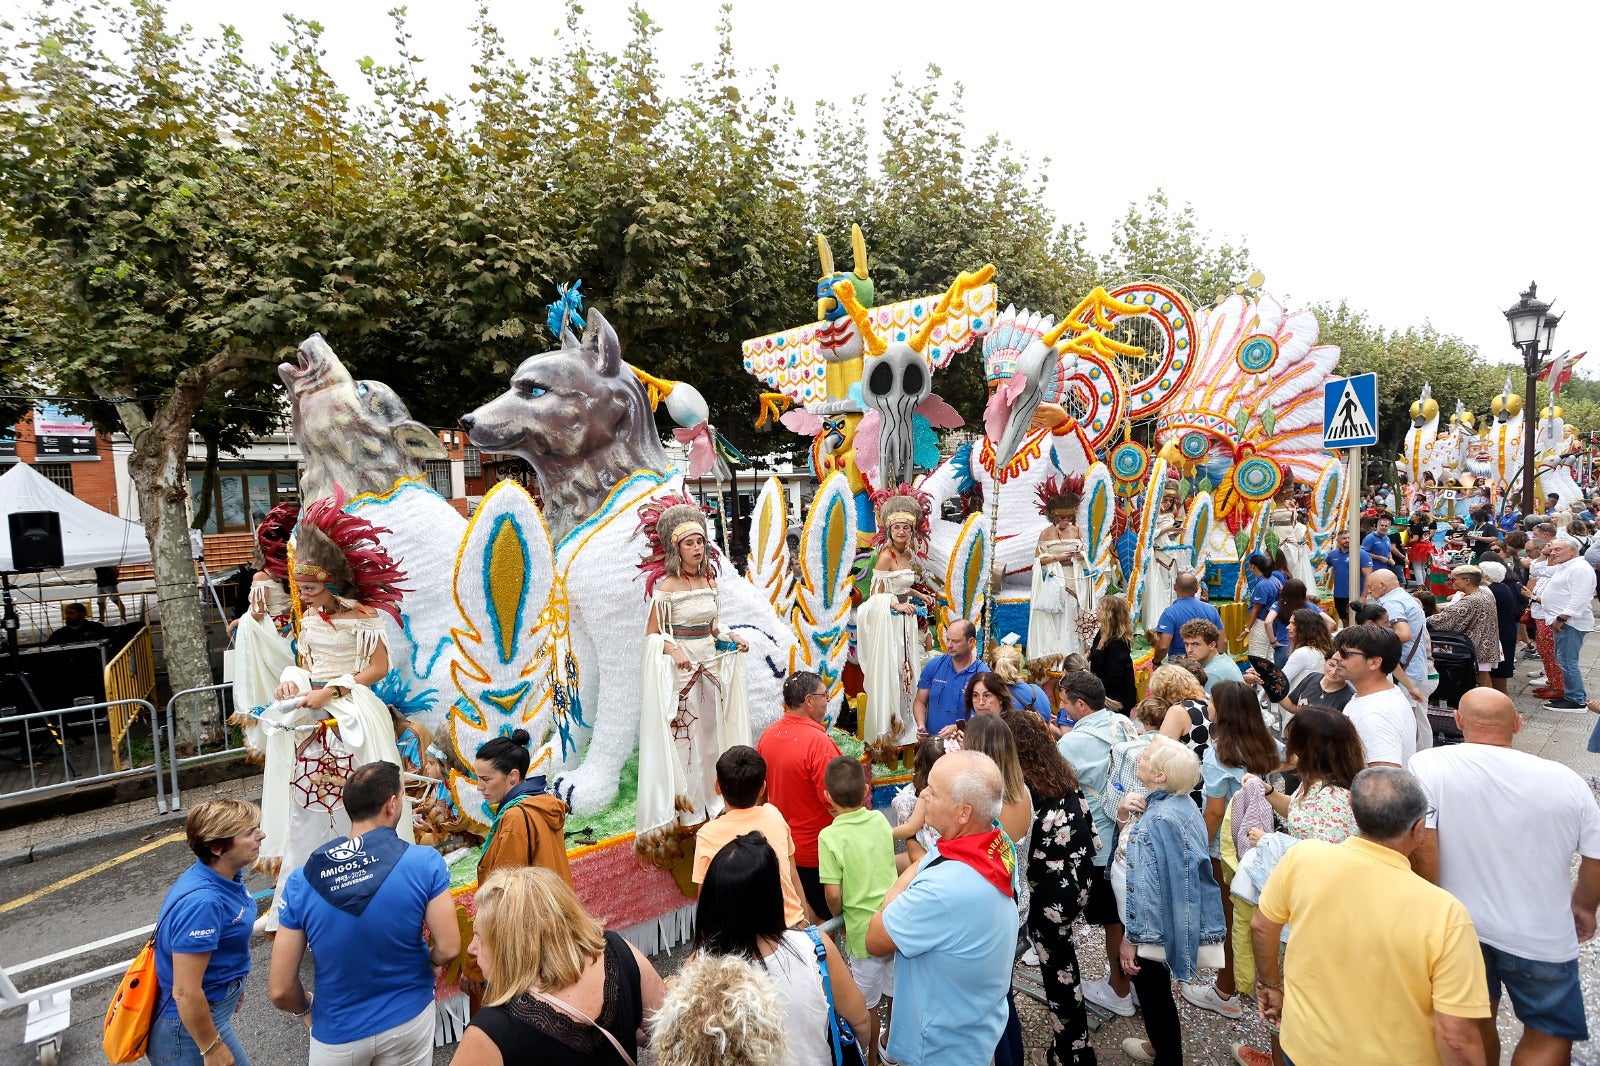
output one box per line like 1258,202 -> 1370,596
780,409 -> 823,436
854,409 -> 881,486
984,374 -> 1027,443
672,423 -> 718,478
916,393 -> 964,429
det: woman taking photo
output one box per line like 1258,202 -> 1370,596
454,867 -> 666,1066
1003,710 -> 1098,1066
1113,737 -> 1226,1064
150,799 -> 264,1066
947,671 -> 1016,737
1087,595 -> 1138,715
694,833 -> 869,1066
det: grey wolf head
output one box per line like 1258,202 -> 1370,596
281,334 -> 447,501
460,309 -> 667,542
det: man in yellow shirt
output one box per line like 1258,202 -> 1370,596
1251,767 -> 1491,1066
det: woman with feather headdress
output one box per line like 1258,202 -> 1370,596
1029,476 -> 1095,665
229,502 -> 299,738
245,487 -> 414,932
857,486 -> 934,756
635,496 -> 751,866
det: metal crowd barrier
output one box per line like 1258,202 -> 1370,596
0,699 -> 165,813
0,926 -> 154,1066
161,682 -> 248,812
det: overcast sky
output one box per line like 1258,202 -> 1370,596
149,0 -> 1595,376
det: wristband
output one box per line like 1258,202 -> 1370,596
294,997 -> 313,1018
202,1036 -> 222,1055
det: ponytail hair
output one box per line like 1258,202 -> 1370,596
477,728 -> 532,779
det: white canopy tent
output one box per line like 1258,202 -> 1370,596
0,462 -> 151,571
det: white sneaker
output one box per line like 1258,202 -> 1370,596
1120,1037 -> 1157,1063
1020,945 -> 1039,967
1084,976 -> 1137,1017
1180,981 -> 1243,1019
1529,669 -> 1549,679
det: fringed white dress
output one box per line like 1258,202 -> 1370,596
232,577 -> 296,722
246,608 -> 411,931
637,587 -> 751,861
1142,515 -> 1186,633
858,567 -> 923,751
1029,538 -> 1093,663
1271,508 -> 1319,593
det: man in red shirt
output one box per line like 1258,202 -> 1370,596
757,670 -> 843,919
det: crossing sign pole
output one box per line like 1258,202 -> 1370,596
1325,373 -> 1379,613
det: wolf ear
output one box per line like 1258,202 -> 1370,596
561,326 -> 581,350
393,421 -> 447,460
579,309 -> 622,377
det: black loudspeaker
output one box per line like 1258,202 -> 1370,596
8,511 -> 64,571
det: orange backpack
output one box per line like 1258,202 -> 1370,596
103,887 -> 206,1063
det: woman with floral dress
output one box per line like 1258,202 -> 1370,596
1004,710 -> 1099,1065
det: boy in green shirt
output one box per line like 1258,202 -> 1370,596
818,756 -> 898,1066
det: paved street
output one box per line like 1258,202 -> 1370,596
5,648 -> 1600,1065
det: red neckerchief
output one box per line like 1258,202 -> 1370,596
934,828 -> 1015,898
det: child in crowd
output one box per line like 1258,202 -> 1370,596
692,745 -> 816,926
818,756 -> 898,1066
890,738 -> 943,870
1406,513 -> 1437,588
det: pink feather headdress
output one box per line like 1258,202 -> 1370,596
871,484 -> 932,556
255,502 -> 300,582
1035,475 -> 1086,518
291,486 -> 408,622
635,492 -> 720,598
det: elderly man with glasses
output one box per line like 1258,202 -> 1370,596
757,670 -> 845,919
1535,536 -> 1597,712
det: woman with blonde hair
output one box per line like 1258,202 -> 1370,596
991,643 -> 1051,721
1088,594 -> 1138,715
149,798 -> 265,1066
1145,663 -> 1212,807
452,867 -> 667,1065
653,953 -> 788,1066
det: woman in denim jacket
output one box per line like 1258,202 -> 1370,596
1112,736 -> 1227,1064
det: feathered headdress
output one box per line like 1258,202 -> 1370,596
871,484 -> 932,556
636,493 -> 719,597
255,502 -> 300,581
1035,475 -> 1086,518
290,486 -> 408,622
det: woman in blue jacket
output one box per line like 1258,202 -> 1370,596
1111,736 -> 1226,1064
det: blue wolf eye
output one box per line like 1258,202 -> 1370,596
356,382 -> 369,396
531,386 -> 547,397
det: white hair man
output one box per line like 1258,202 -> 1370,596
1411,688 -> 1600,1064
1366,569 -> 1434,751
867,750 -> 1015,1066
1537,535 -> 1596,711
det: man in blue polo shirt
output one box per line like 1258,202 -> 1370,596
1324,530 -> 1374,624
1152,572 -> 1222,664
914,618 -> 987,736
269,762 -> 459,1064
1363,514 -> 1398,576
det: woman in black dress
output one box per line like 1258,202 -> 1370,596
453,867 -> 667,1066
1087,595 -> 1137,714
1005,710 -> 1100,1065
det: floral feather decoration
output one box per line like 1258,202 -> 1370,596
546,279 -> 585,341
635,492 -> 720,598
1034,475 -> 1087,517
869,483 -> 933,556
297,486 -> 408,622
255,502 -> 301,581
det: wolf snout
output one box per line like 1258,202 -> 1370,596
459,413 -> 476,432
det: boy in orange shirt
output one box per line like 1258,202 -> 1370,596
692,745 -> 818,926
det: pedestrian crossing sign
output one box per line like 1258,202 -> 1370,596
1324,373 -> 1378,449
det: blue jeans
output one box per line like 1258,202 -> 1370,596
146,976 -> 251,1066
1482,942 -> 1588,1041
1553,623 -> 1587,702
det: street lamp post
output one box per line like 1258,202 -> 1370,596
1503,282 -> 1556,516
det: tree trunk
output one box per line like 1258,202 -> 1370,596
190,429 -> 219,529
103,350 -> 253,752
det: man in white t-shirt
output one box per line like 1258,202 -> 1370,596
1331,623 -> 1416,767
1411,688 -> 1600,1064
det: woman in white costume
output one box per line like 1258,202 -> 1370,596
636,496 -> 750,866
1269,486 -> 1318,593
857,487 -> 934,757
1028,476 -> 1094,666
1141,479 -> 1188,635
229,502 -> 298,722
244,489 -> 412,932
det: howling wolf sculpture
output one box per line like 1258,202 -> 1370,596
461,309 -> 796,815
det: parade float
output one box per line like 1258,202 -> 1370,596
234,230 -> 1357,1043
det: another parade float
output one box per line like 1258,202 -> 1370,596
236,229 -> 1356,1043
